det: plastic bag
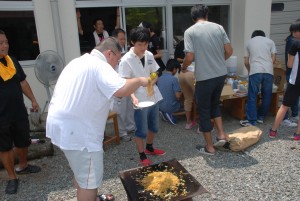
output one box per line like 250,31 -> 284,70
29,108 -> 41,130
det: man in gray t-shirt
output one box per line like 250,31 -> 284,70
240,30 -> 276,127
182,4 -> 233,155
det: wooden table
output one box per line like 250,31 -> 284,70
221,90 -> 284,120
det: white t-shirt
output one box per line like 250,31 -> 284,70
46,49 -> 126,152
290,53 -> 299,85
118,48 -> 163,103
245,36 -> 277,76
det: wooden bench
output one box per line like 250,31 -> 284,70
104,111 -> 120,146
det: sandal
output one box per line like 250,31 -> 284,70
97,194 -> 115,201
16,164 -> 41,175
213,138 -> 227,147
196,145 -> 215,156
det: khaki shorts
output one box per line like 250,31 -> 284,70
62,148 -> 103,189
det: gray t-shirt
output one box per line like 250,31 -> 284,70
184,21 -> 230,81
245,36 -> 277,76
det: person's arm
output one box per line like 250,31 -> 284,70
154,49 -> 163,59
114,77 -> 148,97
175,91 -> 182,100
115,7 -> 120,29
287,54 -> 295,68
244,56 -> 250,73
20,80 -> 39,111
224,43 -> 233,60
271,53 -> 276,64
76,9 -> 84,36
182,52 -> 194,72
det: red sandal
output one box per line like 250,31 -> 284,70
97,194 -> 115,201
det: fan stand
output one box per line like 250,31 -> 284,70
42,84 -> 52,114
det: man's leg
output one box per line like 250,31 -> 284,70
14,147 -> 28,170
0,150 -> 17,180
246,74 -> 261,125
202,132 -> 214,153
257,74 -> 273,120
77,187 -> 98,201
214,117 -> 229,141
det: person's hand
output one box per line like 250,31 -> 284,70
139,77 -> 150,87
132,97 -> 139,108
31,100 -> 39,112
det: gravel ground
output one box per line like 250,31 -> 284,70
1,111 -> 300,201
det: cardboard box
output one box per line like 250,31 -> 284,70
273,60 -> 286,91
221,84 -> 234,97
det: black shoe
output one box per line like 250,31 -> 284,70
5,179 -> 19,194
16,164 -> 41,175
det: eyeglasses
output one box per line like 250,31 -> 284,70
110,49 -> 121,63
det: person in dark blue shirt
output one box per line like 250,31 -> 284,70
157,59 -> 182,125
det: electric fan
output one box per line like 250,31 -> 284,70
34,50 -> 64,113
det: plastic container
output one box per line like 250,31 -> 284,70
225,56 -> 237,76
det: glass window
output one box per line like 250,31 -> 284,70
0,11 -> 39,61
172,5 -> 229,47
124,7 -> 166,49
76,7 -> 119,54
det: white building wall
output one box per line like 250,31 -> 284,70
231,0 -> 272,75
270,0 -> 300,64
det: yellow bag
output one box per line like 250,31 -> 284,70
228,126 -> 262,152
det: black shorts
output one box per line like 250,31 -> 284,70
282,84 -> 300,107
0,119 -> 31,152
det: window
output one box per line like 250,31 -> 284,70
76,7 -> 119,54
172,5 -> 230,47
124,7 -> 166,49
0,10 -> 39,61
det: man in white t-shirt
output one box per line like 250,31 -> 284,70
240,30 -> 276,127
46,37 -> 149,201
118,27 -> 165,166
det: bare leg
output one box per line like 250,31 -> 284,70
135,137 -> 145,153
77,186 -> 98,201
214,116 -> 229,141
0,150 -> 17,180
14,147 -> 28,169
203,132 -> 215,153
271,105 -> 289,131
297,117 -> 300,134
146,131 -> 155,144
185,111 -> 192,124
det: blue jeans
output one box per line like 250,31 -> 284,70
246,73 -> 273,125
134,103 -> 159,139
284,68 -> 299,119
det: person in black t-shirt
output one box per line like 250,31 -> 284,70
269,19 -> 300,141
139,22 -> 166,76
0,30 -> 41,195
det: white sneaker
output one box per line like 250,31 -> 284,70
281,119 -> 297,127
290,116 -> 299,123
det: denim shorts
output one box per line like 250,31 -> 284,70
134,103 -> 159,138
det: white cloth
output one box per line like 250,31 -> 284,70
118,48 -> 163,103
289,53 -> 299,85
93,30 -> 109,46
245,36 -> 277,76
46,49 -> 126,152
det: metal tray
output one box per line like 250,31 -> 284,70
119,158 -> 208,201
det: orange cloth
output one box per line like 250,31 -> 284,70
0,55 -> 16,81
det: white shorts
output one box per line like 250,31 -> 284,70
62,148 -> 104,189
